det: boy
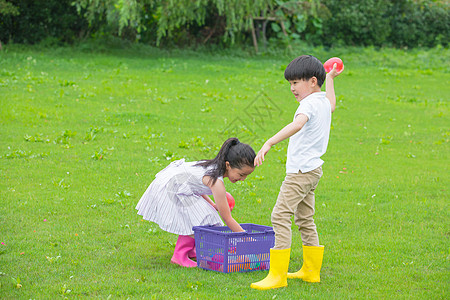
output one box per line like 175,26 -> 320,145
251,55 -> 343,290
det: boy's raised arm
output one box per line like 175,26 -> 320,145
325,63 -> 344,113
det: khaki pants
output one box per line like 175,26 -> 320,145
271,167 -> 323,249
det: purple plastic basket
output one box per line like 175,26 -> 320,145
192,223 -> 275,273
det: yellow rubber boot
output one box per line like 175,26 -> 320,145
287,245 -> 324,282
250,248 -> 290,290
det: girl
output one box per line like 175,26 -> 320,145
136,137 -> 256,267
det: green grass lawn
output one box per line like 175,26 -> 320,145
1,44 -> 449,299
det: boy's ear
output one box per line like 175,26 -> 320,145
310,76 -> 318,86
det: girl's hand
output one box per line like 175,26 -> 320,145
254,142 -> 272,166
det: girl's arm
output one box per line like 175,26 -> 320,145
201,194 -> 217,210
203,176 -> 244,232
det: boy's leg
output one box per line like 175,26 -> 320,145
288,167 -> 325,283
271,172 -> 312,249
293,167 -> 322,246
294,188 -> 319,246
251,175 -> 298,290
251,171 -> 317,290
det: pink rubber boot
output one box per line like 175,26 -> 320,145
170,235 -> 197,267
188,245 -> 196,260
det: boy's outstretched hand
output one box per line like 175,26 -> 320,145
254,143 -> 272,166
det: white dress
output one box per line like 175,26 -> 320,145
136,159 -> 224,235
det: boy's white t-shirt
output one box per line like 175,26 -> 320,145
286,92 -> 331,173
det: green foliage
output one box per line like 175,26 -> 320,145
70,0 -> 448,47
0,0 -> 87,44
321,0 -> 449,47
72,0 -> 273,45
0,0 -> 448,48
267,0 -> 330,45
388,0 -> 450,48
321,0 -> 392,46
73,0 -> 146,36
155,0 -> 272,45
0,0 -> 19,16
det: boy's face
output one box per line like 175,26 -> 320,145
289,77 -> 317,102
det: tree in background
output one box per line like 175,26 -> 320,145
71,0 -> 449,48
0,0 -> 19,48
321,0 -> 449,48
0,0 -> 448,49
73,0 -> 275,46
73,0 -> 146,38
0,0 -> 18,15
0,0 -> 88,45
73,0 -> 326,51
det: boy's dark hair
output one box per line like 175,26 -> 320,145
196,137 -> 255,185
284,55 -> 326,87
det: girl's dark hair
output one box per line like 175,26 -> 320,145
284,55 -> 326,87
196,137 -> 256,185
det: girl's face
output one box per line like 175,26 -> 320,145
225,162 -> 255,183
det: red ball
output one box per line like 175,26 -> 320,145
324,57 -> 344,73
226,192 -> 235,211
